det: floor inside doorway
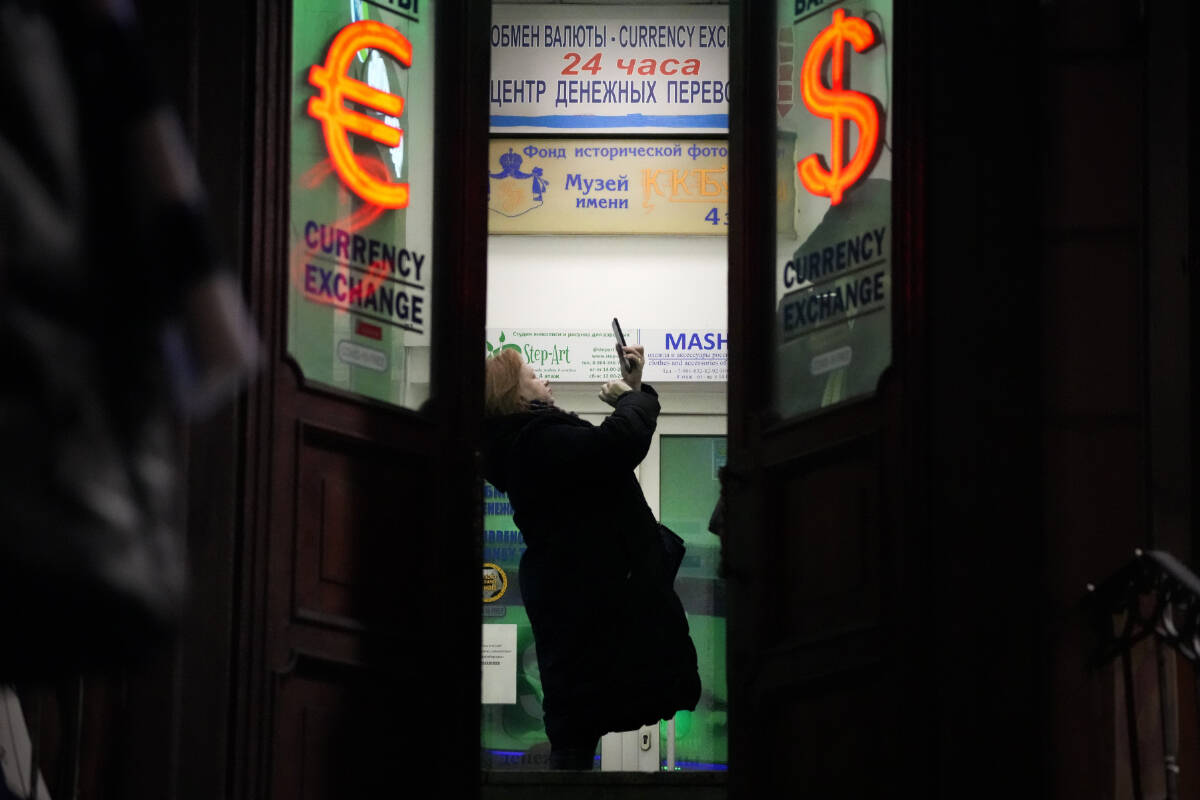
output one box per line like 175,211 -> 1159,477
481,770 -> 726,800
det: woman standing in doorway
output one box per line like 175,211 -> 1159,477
482,346 -> 700,770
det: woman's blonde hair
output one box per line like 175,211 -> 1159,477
484,349 -> 527,417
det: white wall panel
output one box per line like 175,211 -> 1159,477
487,234 -> 727,330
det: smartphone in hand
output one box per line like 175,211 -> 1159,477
612,317 -> 632,373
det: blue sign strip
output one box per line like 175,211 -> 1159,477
490,113 -> 729,129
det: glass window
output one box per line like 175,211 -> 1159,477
658,435 -> 728,771
480,423 -> 728,773
774,1 -> 894,419
288,0 -> 435,411
480,480 -> 553,770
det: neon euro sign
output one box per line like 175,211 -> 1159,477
307,20 -> 411,209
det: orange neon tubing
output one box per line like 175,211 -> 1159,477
797,9 -> 879,205
308,21 -> 412,209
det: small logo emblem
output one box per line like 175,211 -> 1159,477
488,149 -> 548,218
483,562 -> 508,603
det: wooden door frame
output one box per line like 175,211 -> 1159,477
232,1 -> 491,796
725,1 -> 928,793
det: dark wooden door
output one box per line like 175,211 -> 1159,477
725,2 -> 919,794
234,2 -> 490,796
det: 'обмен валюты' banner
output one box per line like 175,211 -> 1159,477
490,4 -> 728,134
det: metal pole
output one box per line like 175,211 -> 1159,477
1154,640 -> 1180,799
27,691 -> 39,800
667,717 -> 676,770
1123,649 -> 1145,800
61,678 -> 83,800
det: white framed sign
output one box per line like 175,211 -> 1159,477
487,139 -> 728,235
487,328 -> 727,383
490,4 -> 729,133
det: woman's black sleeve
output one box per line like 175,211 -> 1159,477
528,386 -> 660,475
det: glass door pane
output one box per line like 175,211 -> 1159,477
774,1 -> 894,419
659,434 -> 727,771
480,412 -> 608,771
288,0 -> 436,411
480,480 -> 553,770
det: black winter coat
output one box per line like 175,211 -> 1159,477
481,386 -> 701,743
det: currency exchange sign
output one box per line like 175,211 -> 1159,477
308,20 -> 412,208
796,8 -> 881,205
775,1 -> 893,420
289,1 -> 434,412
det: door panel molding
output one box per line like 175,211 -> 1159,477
761,434 -> 882,647
761,403 -> 885,466
754,627 -> 884,692
234,1 -> 491,796
291,422 -> 436,635
726,2 -> 913,793
269,652 -> 416,799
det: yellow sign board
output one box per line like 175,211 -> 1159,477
487,139 -> 729,235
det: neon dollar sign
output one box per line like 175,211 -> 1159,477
308,20 -> 411,208
797,9 -> 880,205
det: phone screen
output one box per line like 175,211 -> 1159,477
612,317 -> 631,372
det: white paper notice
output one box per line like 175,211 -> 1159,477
481,624 -> 518,704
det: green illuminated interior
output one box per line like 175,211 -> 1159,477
479,434 -> 727,771
658,435 -> 727,770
